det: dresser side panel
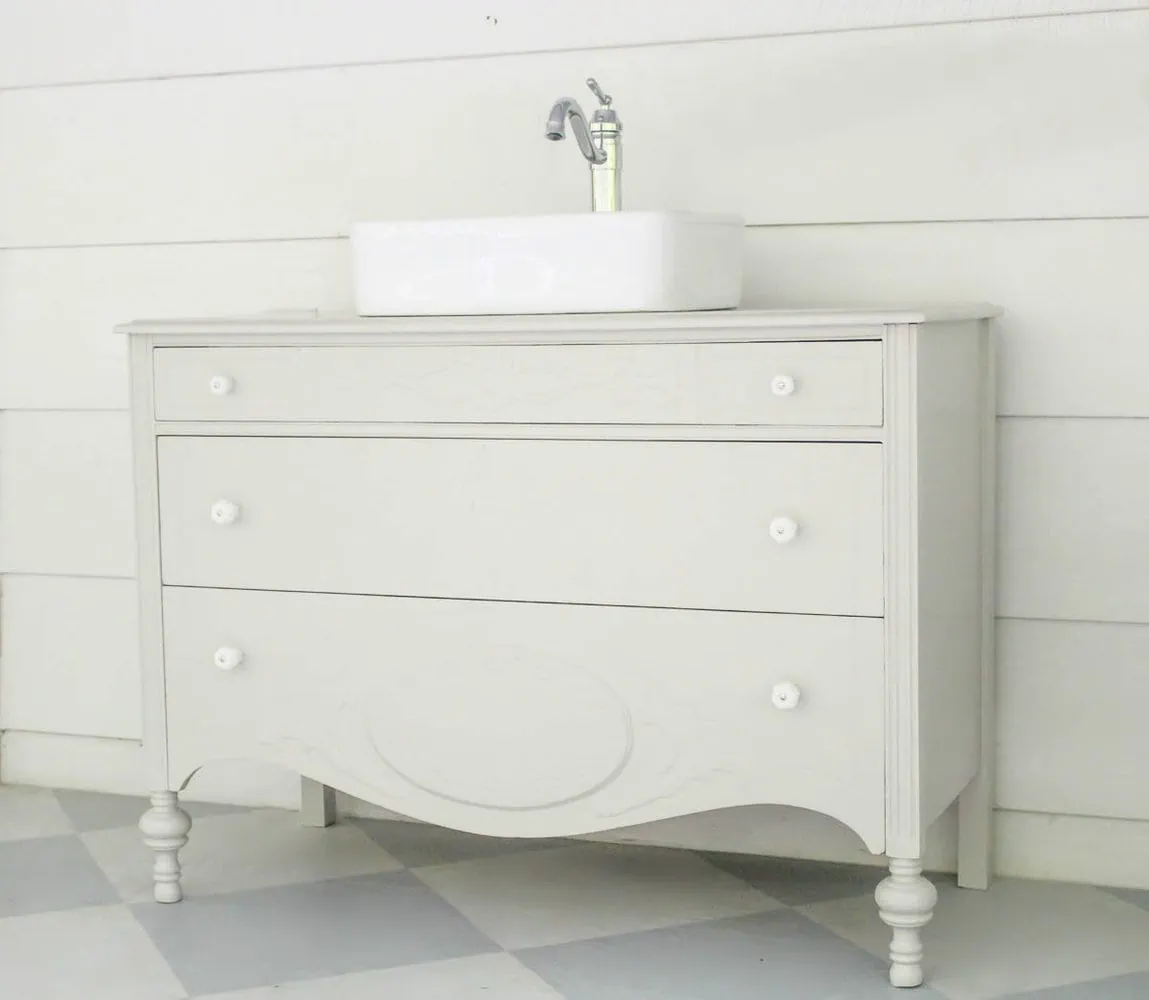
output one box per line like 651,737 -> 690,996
914,321 -> 989,831
128,334 -> 171,788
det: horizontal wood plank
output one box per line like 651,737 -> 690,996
0,69 -> 355,246
998,419 -> 1149,623
2,12 -> 1146,246
0,576 -> 141,739
0,2 -> 1138,88
4,218 -> 1149,417
993,811 -> 1149,890
0,411 -> 136,577
996,619 -> 1149,820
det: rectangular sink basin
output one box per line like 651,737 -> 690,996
351,211 -> 745,316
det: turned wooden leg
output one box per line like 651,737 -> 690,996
139,790 -> 192,903
876,857 -> 938,988
299,776 -> 336,828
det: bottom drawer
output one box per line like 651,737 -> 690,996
161,586 -> 886,850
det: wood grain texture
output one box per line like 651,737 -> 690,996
2,1 -> 1136,87
2,12 -> 1145,247
0,575 -> 141,739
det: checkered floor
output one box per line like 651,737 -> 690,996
3,784 -> 1149,999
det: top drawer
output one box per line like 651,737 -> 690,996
152,341 -> 883,426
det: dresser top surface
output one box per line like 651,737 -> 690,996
116,304 -> 1001,338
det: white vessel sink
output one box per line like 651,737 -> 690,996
350,211 -> 745,316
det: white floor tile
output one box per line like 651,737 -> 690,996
0,785 -> 75,842
0,904 -> 187,1000
82,809 -> 402,902
413,842 -> 782,950
193,953 -> 564,998
799,878 -> 1149,1000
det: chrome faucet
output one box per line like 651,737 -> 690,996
545,78 -> 622,212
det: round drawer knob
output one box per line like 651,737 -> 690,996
771,682 -> 802,711
209,375 -> 235,396
768,516 -> 799,544
213,646 -> 244,671
210,500 -> 241,525
771,374 -> 796,397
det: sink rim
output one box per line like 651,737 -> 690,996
351,209 -> 747,235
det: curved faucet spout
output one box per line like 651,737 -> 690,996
545,98 -> 607,164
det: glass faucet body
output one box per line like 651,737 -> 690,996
545,78 -> 622,212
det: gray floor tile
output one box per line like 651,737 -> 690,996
516,908 -> 950,999
191,954 -> 563,999
131,870 -> 498,996
0,785 -> 76,842
0,904 -> 186,1000
700,851 -> 890,906
800,877 -> 1149,1000
1102,887 -> 1149,913
1003,971 -> 1149,998
87,809 -> 401,902
55,787 -> 247,832
0,834 -> 119,917
413,841 -> 781,950
354,817 -> 570,867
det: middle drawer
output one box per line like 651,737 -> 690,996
157,436 -> 884,617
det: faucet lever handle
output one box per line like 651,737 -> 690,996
586,77 -> 612,107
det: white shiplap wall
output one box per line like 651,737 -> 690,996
2,0 -> 1148,888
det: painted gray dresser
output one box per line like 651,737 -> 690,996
120,306 -> 998,987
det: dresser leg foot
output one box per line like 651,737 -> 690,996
299,777 -> 336,828
876,857 -> 937,988
139,791 -> 192,903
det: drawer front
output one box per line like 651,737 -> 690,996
152,341 -> 884,426
162,586 -> 886,848
158,436 -> 884,617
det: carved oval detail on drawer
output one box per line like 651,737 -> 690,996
364,644 -> 634,810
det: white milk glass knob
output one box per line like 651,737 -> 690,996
213,647 -> 244,671
209,375 -> 235,396
210,500 -> 240,525
769,516 -> 799,544
771,374 -> 796,397
771,682 -> 802,710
